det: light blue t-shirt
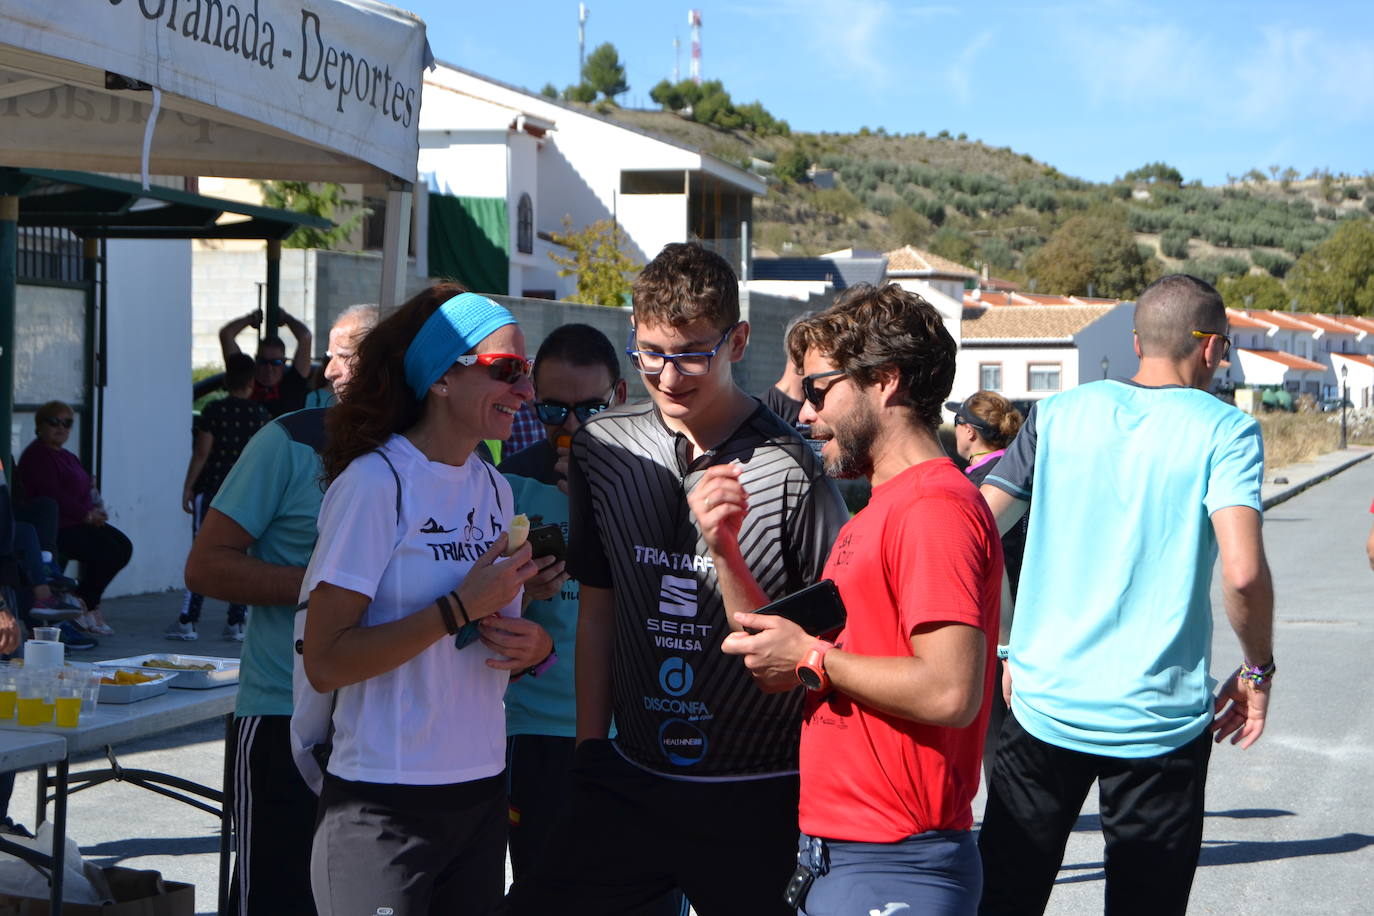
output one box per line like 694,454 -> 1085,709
211,409 -> 327,719
986,380 -> 1263,758
499,441 -> 579,737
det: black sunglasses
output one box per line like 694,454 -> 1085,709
535,397 -> 613,426
256,356 -> 286,367
801,369 -> 846,410
43,417 -> 74,429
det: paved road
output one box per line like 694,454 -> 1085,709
1028,454 -> 1374,914
6,458 -> 1373,913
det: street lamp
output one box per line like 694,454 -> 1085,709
1340,363 -> 1349,450
1101,355 -> 1110,380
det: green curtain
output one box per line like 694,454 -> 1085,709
428,195 -> 509,295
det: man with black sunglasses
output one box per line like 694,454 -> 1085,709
977,274 -> 1274,914
218,308 -> 314,418
506,244 -> 847,916
498,324 -> 689,915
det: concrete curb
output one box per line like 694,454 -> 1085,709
1261,448 -> 1373,510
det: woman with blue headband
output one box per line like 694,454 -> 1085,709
298,283 -> 554,915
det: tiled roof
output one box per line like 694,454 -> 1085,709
1226,309 -> 1272,329
962,304 -> 1118,341
1247,310 -> 1318,332
1293,312 -> 1358,335
1332,353 -> 1374,368
1014,292 -> 1077,306
1335,315 -> 1374,334
964,291 -> 1017,307
1237,348 -> 1326,371
884,245 -> 977,277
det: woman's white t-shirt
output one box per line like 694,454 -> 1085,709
301,434 -> 520,786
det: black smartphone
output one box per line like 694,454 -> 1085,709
527,524 -> 566,562
751,579 -> 846,638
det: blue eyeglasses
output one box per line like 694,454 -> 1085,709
626,323 -> 739,376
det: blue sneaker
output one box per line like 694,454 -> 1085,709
57,621 -> 97,651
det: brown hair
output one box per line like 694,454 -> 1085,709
34,400 -> 73,429
322,283 -> 466,484
632,242 -> 739,330
1134,273 -> 1225,360
962,390 -> 1023,449
787,282 -> 955,431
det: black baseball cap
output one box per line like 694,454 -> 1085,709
945,398 -> 998,438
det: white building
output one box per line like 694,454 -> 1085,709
952,302 -> 1136,406
418,63 -> 766,299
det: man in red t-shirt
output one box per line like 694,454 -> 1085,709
692,283 -> 1002,915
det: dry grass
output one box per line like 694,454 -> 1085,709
1257,410 -> 1374,471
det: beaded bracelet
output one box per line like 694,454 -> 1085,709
1239,657 -> 1276,686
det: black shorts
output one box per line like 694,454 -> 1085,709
311,772 -> 506,916
505,739 -> 798,916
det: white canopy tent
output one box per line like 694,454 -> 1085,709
0,0 -> 430,496
0,0 -> 430,308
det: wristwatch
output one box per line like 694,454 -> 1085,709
796,641 -> 834,692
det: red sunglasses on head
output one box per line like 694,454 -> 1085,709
454,353 -> 531,384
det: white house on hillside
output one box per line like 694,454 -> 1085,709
952,302 -> 1136,406
419,63 -> 767,298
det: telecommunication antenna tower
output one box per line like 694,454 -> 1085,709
579,3 -> 589,78
688,9 -> 702,84
673,36 -> 681,83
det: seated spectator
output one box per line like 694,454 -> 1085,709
16,401 -> 132,636
167,354 -> 271,642
219,309 -> 314,418
1,460 -> 91,649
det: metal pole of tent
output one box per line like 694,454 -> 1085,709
265,239 -> 282,336
0,196 -> 17,470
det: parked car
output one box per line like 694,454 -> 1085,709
1319,397 -> 1354,412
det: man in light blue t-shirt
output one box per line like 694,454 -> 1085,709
977,274 -> 1275,916
184,305 -> 374,916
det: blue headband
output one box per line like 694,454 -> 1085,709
403,292 -> 517,398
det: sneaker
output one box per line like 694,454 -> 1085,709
165,619 -> 198,641
222,622 -> 245,642
0,817 -> 34,839
30,593 -> 85,623
57,621 -> 97,651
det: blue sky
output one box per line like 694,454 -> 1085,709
402,1 -> 1373,186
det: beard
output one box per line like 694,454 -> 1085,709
821,398 -> 878,479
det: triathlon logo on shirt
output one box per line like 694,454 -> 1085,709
419,518 -> 457,534
658,574 -> 697,618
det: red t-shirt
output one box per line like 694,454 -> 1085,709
798,458 -> 1002,842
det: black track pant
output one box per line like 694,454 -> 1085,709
978,712 -> 1212,916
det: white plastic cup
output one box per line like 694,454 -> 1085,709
33,627 -> 60,642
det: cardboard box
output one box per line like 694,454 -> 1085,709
0,867 -> 193,916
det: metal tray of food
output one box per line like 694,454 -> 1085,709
96,654 -> 240,689
97,669 -> 174,704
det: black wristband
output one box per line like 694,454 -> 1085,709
434,593 -> 459,636
452,591 -> 472,626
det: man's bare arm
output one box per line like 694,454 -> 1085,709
575,584 -> 616,745
184,508 -> 305,607
280,312 -> 314,379
979,484 -> 1029,537
218,311 -> 258,361
1210,505 -> 1274,749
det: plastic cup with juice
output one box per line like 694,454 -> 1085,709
0,664 -> 18,720
55,684 -> 82,727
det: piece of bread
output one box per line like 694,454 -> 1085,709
505,514 -> 530,555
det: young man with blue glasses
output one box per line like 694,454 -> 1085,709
506,243 -> 848,915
